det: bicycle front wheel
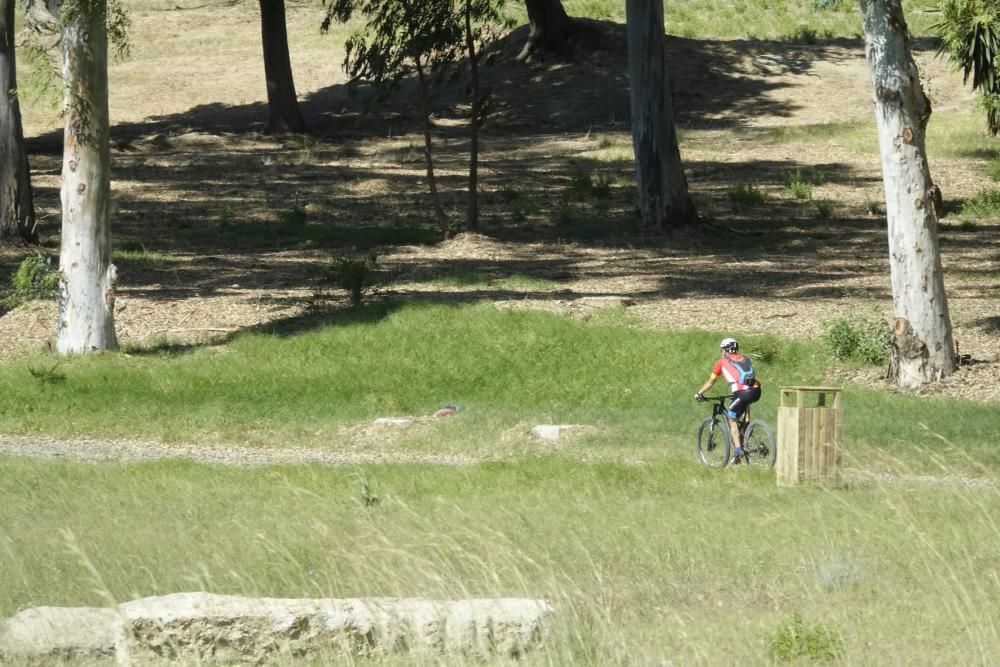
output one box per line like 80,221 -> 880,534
744,420 -> 777,468
696,417 -> 731,469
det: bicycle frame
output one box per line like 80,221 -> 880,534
703,395 -> 749,435
697,395 -> 776,469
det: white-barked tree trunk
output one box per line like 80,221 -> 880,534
860,0 -> 954,386
56,0 -> 117,353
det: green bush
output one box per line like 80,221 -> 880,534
823,313 -> 892,365
325,252 -> 383,307
986,158 -> 1000,182
960,189 -> 1000,218
770,614 -> 844,662
784,169 -> 813,199
4,253 -> 59,308
727,182 -> 766,209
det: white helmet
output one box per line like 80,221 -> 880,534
720,337 -> 739,353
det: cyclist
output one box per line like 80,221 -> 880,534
694,337 -> 762,463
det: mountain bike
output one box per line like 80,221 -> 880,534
695,395 -> 776,469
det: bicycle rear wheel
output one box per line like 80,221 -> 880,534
743,420 -> 777,468
696,417 -> 731,468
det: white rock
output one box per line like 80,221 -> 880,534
0,606 -> 124,659
0,593 -> 554,662
532,424 -> 583,440
372,418 -> 413,426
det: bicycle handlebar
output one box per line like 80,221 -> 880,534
697,394 -> 734,401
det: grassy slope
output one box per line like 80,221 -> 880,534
0,304 -> 995,470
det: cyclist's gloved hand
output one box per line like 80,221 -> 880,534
695,393 -> 705,402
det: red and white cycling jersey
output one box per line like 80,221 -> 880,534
711,353 -> 757,392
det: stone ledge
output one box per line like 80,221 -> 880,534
1,592 -> 554,663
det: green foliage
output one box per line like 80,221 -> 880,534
498,186 -> 542,222
823,313 -> 893,365
815,200 -> 835,220
784,169 -> 813,199
565,169 -> 613,202
325,0 -> 461,92
4,253 -> 59,308
355,468 -> 380,507
280,204 -> 308,228
727,182 -> 766,209
959,188 -> 1000,217
56,0 -> 131,59
770,614 -> 844,662
931,0 -> 1000,134
27,363 -> 66,385
986,157 -> 1000,181
814,0 -> 850,9
325,252 -> 384,307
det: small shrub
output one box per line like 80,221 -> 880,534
770,614 -> 844,662
499,187 -> 542,222
218,204 -> 235,220
117,239 -> 146,254
566,170 -> 595,201
280,204 -> 308,227
552,201 -> 576,226
326,252 -> 383,307
5,253 -> 60,308
814,0 -> 849,10
728,182 -> 766,209
356,468 -> 380,508
815,200 -> 835,220
595,134 -> 616,149
785,169 -> 813,199
987,158 -> 1000,182
823,313 -> 892,365
960,189 -> 1000,218
27,362 -> 66,385
591,173 -> 613,200
744,336 -> 781,364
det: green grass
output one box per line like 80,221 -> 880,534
504,0 -> 941,40
728,181 -> 767,209
0,303 -> 995,473
958,189 -> 1000,219
3,454 -> 1000,663
2,305 -> 999,663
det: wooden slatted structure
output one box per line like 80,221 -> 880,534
776,387 -> 843,487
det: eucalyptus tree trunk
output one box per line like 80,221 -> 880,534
1,0 -> 37,243
516,0 -> 571,61
259,0 -> 305,134
56,0 -> 117,353
860,0 -> 954,386
626,0 -> 695,230
464,0 -> 480,231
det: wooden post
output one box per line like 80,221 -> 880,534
776,387 -> 844,487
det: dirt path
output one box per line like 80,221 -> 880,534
3,433 -> 996,493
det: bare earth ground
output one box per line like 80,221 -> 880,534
2,4 -> 998,411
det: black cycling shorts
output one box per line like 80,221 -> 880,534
727,386 -> 761,419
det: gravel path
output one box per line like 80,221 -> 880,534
2,433 -> 996,492
0,434 -> 480,467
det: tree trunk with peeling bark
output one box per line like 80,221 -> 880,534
56,1 -> 117,353
1,0 -> 37,244
860,0 -> 955,386
626,0 -> 695,230
259,0 -> 305,134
